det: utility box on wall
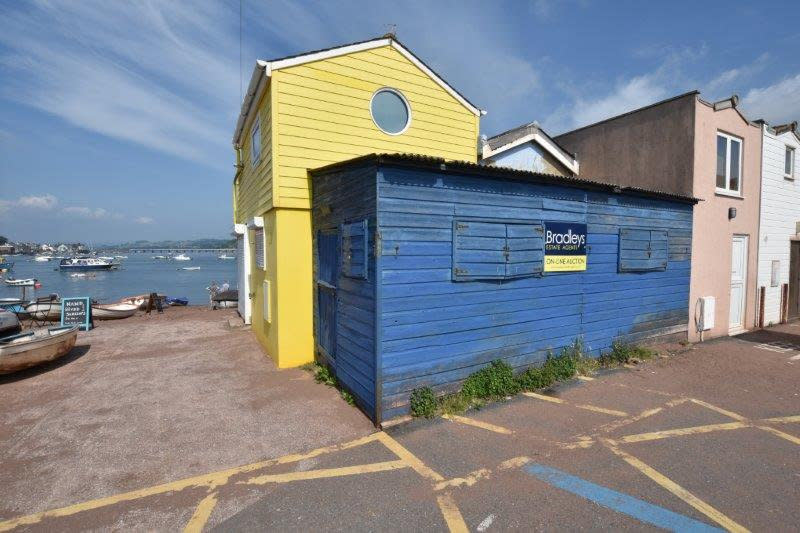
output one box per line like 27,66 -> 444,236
698,296 -> 715,331
311,154 -> 697,424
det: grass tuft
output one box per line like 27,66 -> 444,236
409,387 -> 437,418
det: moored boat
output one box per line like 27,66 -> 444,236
179,266 -> 201,271
4,278 -> 38,287
173,253 -> 191,261
0,325 -> 79,374
218,254 -> 235,260
91,303 -> 138,320
0,256 -> 13,271
34,255 -> 53,262
59,257 -> 117,271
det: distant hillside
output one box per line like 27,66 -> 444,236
102,238 -> 236,250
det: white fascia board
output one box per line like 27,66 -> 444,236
482,133 -> 579,174
232,61 -> 270,145
266,38 -> 482,117
247,216 -> 264,229
234,223 -> 247,235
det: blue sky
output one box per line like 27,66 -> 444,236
1,0 -> 799,244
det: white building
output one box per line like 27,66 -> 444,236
481,121 -> 579,177
756,120 -> 800,325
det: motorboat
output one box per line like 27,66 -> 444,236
173,253 -> 191,261
91,303 -> 138,320
166,297 -> 188,306
0,325 -> 79,374
59,257 -> 117,271
0,257 -> 13,272
114,255 -> 128,259
0,309 -> 21,337
4,278 -> 38,287
152,255 -> 167,260
34,255 -> 53,262
218,254 -> 235,260
24,297 -> 62,322
179,266 -> 201,271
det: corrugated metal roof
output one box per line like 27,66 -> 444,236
310,153 -> 700,204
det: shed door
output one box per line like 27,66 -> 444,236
317,230 -> 339,361
729,235 -> 748,333
789,241 -> 800,319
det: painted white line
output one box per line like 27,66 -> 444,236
477,513 -> 496,531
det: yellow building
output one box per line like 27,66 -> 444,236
232,36 -> 482,367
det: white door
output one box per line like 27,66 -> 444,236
236,233 -> 252,324
729,235 -> 748,333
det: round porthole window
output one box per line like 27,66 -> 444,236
370,88 -> 410,135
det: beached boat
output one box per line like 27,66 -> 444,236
0,309 -> 21,337
59,257 -> 116,271
118,294 -> 167,310
166,297 -> 188,306
0,325 -> 79,374
91,303 -> 138,320
24,298 -> 62,321
210,289 -> 238,309
179,266 -> 201,271
173,253 -> 191,261
4,278 -> 37,287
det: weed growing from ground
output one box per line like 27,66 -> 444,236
409,387 -> 437,418
461,360 -> 520,400
599,342 -> 656,366
304,362 -> 356,406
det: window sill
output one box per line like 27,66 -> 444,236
714,190 -> 743,199
784,175 -> 795,181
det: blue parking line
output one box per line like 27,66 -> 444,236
524,463 -> 723,532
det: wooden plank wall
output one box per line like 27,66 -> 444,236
376,166 -> 693,420
236,88 -> 273,221
311,165 -> 378,420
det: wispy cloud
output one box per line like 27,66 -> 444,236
16,194 -> 58,210
740,73 -> 800,125
704,53 -> 770,100
0,1 -> 238,168
62,206 -> 113,219
135,217 -> 155,225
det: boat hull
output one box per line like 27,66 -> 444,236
59,264 -> 115,271
24,302 -> 62,321
91,304 -> 138,320
0,326 -> 79,374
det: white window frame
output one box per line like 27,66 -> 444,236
716,132 -> 743,196
250,117 -> 261,167
786,145 -> 795,180
369,87 -> 411,136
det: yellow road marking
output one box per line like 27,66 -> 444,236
0,433 -> 380,532
755,425 -> 800,446
689,399 -> 747,421
443,414 -> 514,434
436,493 -> 468,533
376,432 -> 445,482
595,406 -> 665,435
603,440 -> 750,533
434,456 -> 531,491
575,404 -> 629,417
762,415 -> 800,424
243,460 -> 408,485
183,491 -> 218,533
558,437 -> 596,449
616,422 -> 747,444
522,391 -> 564,403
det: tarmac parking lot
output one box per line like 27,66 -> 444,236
1,318 -> 798,532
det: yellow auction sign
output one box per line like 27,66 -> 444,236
544,222 -> 587,272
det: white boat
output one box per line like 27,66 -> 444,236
97,256 -> 115,261
114,255 -> 128,259
24,299 -> 62,321
218,254 -> 235,260
34,255 -> 52,262
4,278 -> 37,287
91,303 -> 138,320
59,257 -> 116,271
179,266 -> 201,271
0,325 -> 79,374
152,255 -> 167,260
118,294 -> 167,310
173,253 -> 191,261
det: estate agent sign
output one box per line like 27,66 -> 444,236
61,297 -> 92,330
544,222 -> 587,272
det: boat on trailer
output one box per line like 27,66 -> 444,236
0,325 -> 79,374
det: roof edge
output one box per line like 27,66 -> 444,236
310,153 -> 699,205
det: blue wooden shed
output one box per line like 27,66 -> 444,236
310,154 -> 697,424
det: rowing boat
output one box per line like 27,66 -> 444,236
0,325 -> 79,374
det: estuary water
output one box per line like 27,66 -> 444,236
0,254 -> 238,305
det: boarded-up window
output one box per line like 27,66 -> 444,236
342,220 -> 367,279
619,228 -> 668,272
453,220 -> 544,281
254,227 -> 265,269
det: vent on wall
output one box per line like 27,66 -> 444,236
263,280 -> 271,323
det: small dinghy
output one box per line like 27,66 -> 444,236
4,278 -> 38,287
91,303 -> 138,320
179,266 -> 201,271
173,253 -> 191,261
24,296 -> 62,321
118,294 -> 167,310
0,325 -> 79,374
166,297 -> 188,306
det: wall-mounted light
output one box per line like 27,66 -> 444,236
728,207 -> 737,220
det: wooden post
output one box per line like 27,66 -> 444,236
758,286 -> 765,329
781,283 -> 789,324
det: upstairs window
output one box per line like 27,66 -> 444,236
250,117 -> 261,166
342,220 -> 368,279
619,228 -> 668,272
453,220 -> 544,281
370,88 -> 410,135
786,146 -> 795,179
716,132 -> 742,195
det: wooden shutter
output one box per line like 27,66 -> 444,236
619,228 -> 668,272
254,228 -> 265,269
342,220 -> 368,279
505,223 -> 544,278
453,221 -> 506,280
